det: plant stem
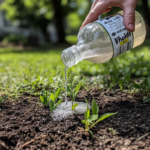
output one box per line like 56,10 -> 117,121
136,132 -> 150,141
85,122 -> 89,131
89,121 -> 98,130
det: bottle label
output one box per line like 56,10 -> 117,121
95,14 -> 133,58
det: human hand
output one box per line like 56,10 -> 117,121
80,0 -> 139,32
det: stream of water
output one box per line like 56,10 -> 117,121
65,66 -> 68,103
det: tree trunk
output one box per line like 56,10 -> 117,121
142,0 -> 150,36
52,0 -> 66,43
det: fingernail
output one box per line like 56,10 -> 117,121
128,24 -> 135,31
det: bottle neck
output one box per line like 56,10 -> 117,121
61,45 -> 82,68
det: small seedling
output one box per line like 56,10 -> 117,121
109,128 -> 116,135
67,82 -> 83,110
49,88 -> 62,116
81,99 -> 117,139
40,89 -> 62,116
0,95 -> 8,111
40,90 -> 50,106
49,99 -> 62,116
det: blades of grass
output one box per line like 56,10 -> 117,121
97,112 -> 118,123
92,99 -> 98,114
72,103 -> 78,110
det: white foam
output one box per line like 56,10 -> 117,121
52,101 -> 91,121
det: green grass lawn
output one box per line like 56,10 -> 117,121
0,38 -> 150,98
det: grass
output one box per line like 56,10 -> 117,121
0,38 -> 150,99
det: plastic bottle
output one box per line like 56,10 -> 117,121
61,10 -> 146,68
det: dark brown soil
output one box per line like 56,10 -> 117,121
0,89 -> 150,150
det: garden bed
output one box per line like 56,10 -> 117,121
0,88 -> 150,150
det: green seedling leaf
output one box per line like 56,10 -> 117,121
55,88 -> 61,100
57,99 -> 62,105
85,98 -> 88,104
2,95 -> 8,101
72,103 -> 78,110
81,120 -> 86,124
92,99 -> 98,114
40,95 -> 44,102
84,109 -> 90,120
142,78 -> 149,87
89,130 -> 94,139
50,100 -> 54,111
40,91 -> 49,106
50,93 -> 55,102
50,90 -> 54,94
143,98 -> 150,103
133,82 -> 141,89
67,85 -> 72,93
97,112 -> 118,123
88,114 -> 98,121
40,95 -> 48,105
0,95 -> 8,104
119,79 -> 123,90
53,99 -> 62,109
74,83 -> 81,96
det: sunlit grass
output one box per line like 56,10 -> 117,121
0,38 -> 149,98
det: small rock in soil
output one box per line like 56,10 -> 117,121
117,140 -> 124,145
124,139 -> 132,147
138,141 -> 146,148
104,139 -> 113,145
121,147 -> 128,150
128,145 -> 139,150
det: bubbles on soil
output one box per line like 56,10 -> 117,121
52,101 -> 91,121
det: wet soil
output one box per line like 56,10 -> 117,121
0,88 -> 150,150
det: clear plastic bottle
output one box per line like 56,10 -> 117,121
61,10 -> 146,68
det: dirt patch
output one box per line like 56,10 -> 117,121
0,89 -> 150,150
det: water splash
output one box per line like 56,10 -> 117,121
65,66 -> 68,103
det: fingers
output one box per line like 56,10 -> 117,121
123,5 -> 135,32
104,7 -> 111,13
80,1 -> 109,30
90,0 -> 99,11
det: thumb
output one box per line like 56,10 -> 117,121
123,6 -> 135,32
